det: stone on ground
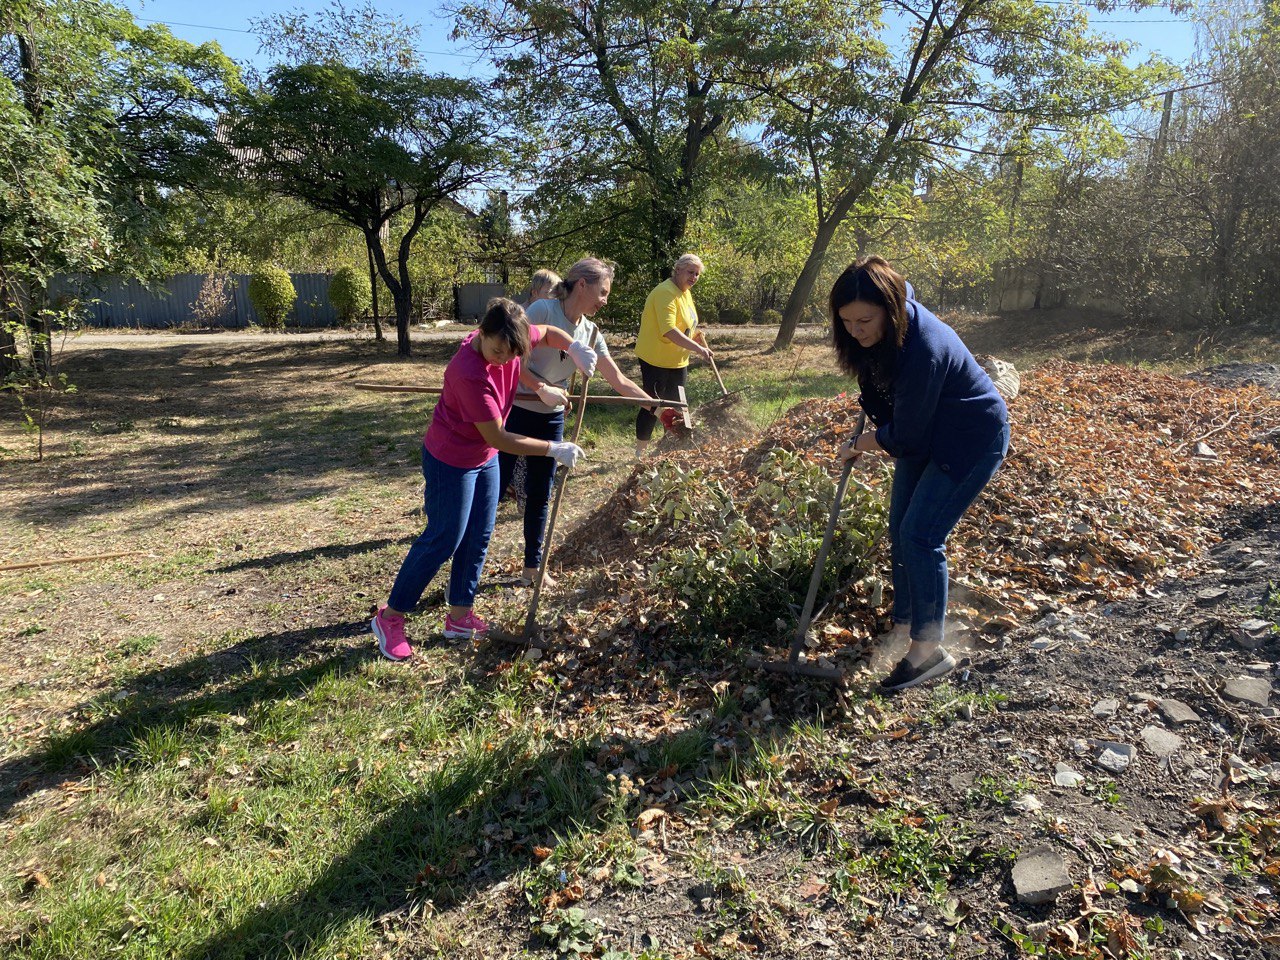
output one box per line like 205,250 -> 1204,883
1012,846 -> 1072,905
1158,699 -> 1201,725
1091,740 -> 1137,774
1140,726 -> 1184,758
1222,676 -> 1272,707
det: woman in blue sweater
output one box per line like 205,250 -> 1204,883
833,257 -> 1009,693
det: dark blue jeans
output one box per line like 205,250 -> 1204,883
498,405 -> 565,569
889,422 -> 1010,643
387,446 -> 499,612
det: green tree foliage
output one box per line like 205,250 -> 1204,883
1136,2 -> 1280,324
2,0 -> 237,449
248,265 -> 296,329
455,0 -> 848,288
252,0 -> 422,72
759,0 -> 1175,349
967,2 -> 1279,327
684,164 -> 815,322
227,64 -> 500,355
1,0 -> 241,280
248,0 -> 430,344
160,193 -> 369,278
328,266 -> 371,324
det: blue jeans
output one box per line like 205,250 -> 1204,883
387,447 -> 499,612
498,405 -> 564,569
889,422 -> 1010,644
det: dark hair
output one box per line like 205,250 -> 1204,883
478,297 -> 532,357
829,256 -> 910,384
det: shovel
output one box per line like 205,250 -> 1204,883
747,413 -> 868,681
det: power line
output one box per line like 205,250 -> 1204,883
137,17 -> 253,34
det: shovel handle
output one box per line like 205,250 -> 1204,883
785,413 -> 867,666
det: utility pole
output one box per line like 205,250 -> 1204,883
1149,90 -> 1174,178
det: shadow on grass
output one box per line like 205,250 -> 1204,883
177,723 -> 723,960
0,337 -> 470,526
213,536 -> 415,574
0,619 -> 367,819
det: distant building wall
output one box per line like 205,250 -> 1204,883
51,273 -> 340,328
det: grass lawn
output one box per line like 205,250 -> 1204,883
0,325 -> 866,958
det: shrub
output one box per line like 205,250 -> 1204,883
328,266 -> 371,324
248,265 -> 296,330
762,308 -> 782,326
629,450 -> 888,642
718,306 -> 750,325
189,273 -> 234,327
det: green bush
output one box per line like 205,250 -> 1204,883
762,308 -> 783,326
629,450 -> 888,642
718,306 -> 750,325
248,265 -> 296,330
328,266 -> 371,324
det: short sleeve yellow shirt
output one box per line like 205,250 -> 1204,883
635,279 -> 698,369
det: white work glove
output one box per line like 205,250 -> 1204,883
535,383 -> 569,409
566,340 -> 597,378
547,440 -> 585,469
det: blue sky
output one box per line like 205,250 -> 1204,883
125,0 -> 1202,77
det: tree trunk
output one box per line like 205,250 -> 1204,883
771,211 -> 845,351
0,323 -> 17,380
17,33 -> 43,119
366,242 -> 384,342
365,226 -> 416,358
33,316 -> 51,375
770,122 -> 902,352
394,288 -> 412,356
0,271 -> 20,380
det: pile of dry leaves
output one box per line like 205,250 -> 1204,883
557,361 -> 1280,658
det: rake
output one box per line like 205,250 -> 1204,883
695,340 -> 749,417
491,332 -> 600,651
747,413 -> 869,681
351,382 -> 686,409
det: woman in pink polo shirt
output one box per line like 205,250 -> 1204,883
371,298 -> 597,661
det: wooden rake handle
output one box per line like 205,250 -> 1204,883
708,352 -> 728,396
521,330 -> 599,641
352,382 -> 685,408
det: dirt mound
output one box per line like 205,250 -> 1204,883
554,361 -> 1280,667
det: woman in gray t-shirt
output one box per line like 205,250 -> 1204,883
499,258 -> 652,587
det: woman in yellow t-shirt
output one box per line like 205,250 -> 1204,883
633,253 -> 713,457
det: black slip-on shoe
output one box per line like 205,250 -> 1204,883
878,648 -> 957,693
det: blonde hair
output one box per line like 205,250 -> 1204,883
521,268 -> 561,305
672,253 -> 704,275
553,258 -> 615,300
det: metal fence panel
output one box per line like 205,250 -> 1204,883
454,283 -> 507,321
52,273 -> 340,329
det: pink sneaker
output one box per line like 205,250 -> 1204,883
371,607 -> 412,661
443,610 -> 489,639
